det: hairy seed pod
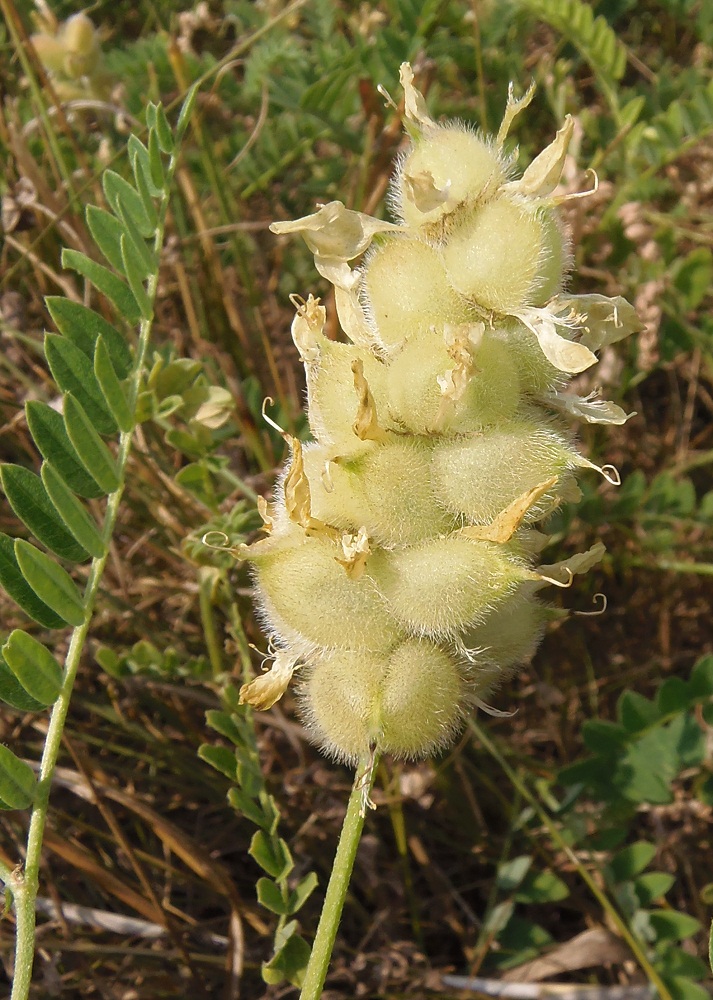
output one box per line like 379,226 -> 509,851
251,526 -> 398,653
361,237 -> 472,347
384,327 -> 521,434
442,198 -> 564,313
430,419 -> 578,524
392,125 -> 507,227
242,64 -> 637,765
368,536 -> 527,638
301,639 -> 466,761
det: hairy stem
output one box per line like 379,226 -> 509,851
299,756 -> 377,1000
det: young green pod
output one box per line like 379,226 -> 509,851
304,437 -> 453,546
361,236 -> 472,348
306,338 -> 387,450
430,418 -> 579,524
392,124 -> 507,228
384,325 -> 521,434
249,524 -> 399,653
442,198 -> 566,314
368,534 -> 527,638
301,638 -> 466,762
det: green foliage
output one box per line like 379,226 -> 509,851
200,697 -> 317,987
483,658 -> 713,994
95,640 -> 211,681
560,656 -> 713,808
521,0 -> 627,112
0,89 -> 197,825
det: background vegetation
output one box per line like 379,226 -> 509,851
0,0 -> 712,996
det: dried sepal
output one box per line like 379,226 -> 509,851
460,477 -> 559,544
239,648 -> 300,710
496,80 -> 537,148
399,62 -> 436,132
351,359 -> 387,442
334,526 -> 371,580
504,116 -> 575,199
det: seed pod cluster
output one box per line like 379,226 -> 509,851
239,65 -> 639,764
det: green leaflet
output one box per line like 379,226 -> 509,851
147,128 -> 166,190
25,400 -> 106,499
14,539 -> 86,627
62,394 -> 120,494
103,168 -> 157,235
120,233 -> 152,320
0,464 -> 89,563
45,333 -> 118,436
128,134 -> 164,198
114,194 -> 156,277
0,744 -> 36,811
40,463 -> 106,559
45,298 -> 133,378
61,248 -> 141,323
86,205 -> 129,275
93,338 -> 134,432
0,532 -> 66,629
521,0 -> 627,81
2,630 -> 63,706
249,829 -> 293,881
0,651 -> 47,712
257,877 -> 290,915
154,104 -> 175,154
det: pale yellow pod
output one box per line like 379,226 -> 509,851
30,33 -> 68,74
59,13 -> 99,77
385,327 -> 521,435
442,197 -> 565,314
305,437 -> 454,546
379,639 -> 465,758
430,419 -> 578,524
392,124 -> 507,227
250,526 -> 399,653
462,593 -> 550,673
307,338 -> 387,449
300,639 -> 466,762
368,535 -> 526,638
301,648 -> 387,762
361,236 -> 472,348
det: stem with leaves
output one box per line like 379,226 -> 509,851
2,88 -> 197,1000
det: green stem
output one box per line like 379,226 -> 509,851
8,108 -> 194,1000
299,757 -> 377,1000
198,568 -> 225,678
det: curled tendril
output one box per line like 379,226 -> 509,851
261,396 -> 288,439
202,530 -> 243,558
574,593 -> 608,617
554,168 -> 599,205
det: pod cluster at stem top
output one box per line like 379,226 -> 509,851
236,64 -> 640,766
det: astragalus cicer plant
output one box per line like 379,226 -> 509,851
234,63 -> 640,997
240,64 -> 638,765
